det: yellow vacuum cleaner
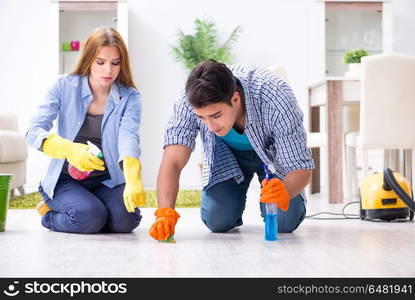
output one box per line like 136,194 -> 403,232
360,168 -> 415,221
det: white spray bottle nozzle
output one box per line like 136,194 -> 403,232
87,141 -> 103,158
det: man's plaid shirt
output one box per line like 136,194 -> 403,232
164,65 -> 314,190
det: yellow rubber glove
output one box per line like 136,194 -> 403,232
123,157 -> 146,213
42,134 -> 105,172
149,207 -> 180,241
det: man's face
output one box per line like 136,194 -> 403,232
193,92 -> 241,136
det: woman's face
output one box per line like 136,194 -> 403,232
89,46 -> 121,88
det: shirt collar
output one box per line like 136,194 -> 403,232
81,75 -> 92,99
235,75 -> 258,126
109,82 -> 121,104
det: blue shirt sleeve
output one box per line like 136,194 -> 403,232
118,90 -> 142,162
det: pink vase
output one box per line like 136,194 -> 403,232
71,41 -> 80,51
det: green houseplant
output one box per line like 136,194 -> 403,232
343,48 -> 369,77
343,48 -> 369,64
171,17 -> 241,71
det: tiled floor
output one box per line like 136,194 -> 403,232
0,187 -> 414,277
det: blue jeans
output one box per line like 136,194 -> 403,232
39,173 -> 142,234
201,149 -> 306,233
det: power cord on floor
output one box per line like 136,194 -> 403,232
305,201 -> 361,220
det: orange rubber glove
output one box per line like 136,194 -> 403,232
260,178 -> 291,211
149,208 -> 180,241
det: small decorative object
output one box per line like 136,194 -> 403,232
61,42 -> 71,52
343,48 -> 369,78
71,40 -> 80,51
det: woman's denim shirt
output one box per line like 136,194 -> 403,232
26,74 -> 142,198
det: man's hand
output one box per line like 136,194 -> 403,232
149,207 -> 180,241
260,178 -> 291,211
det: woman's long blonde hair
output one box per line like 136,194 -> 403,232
71,27 -> 137,89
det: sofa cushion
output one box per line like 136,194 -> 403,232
0,130 -> 28,163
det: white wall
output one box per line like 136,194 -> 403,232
0,0 -> 58,192
128,0 -> 311,189
393,0 -> 415,55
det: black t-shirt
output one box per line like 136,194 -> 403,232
61,113 -> 109,178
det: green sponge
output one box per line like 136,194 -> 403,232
159,235 -> 176,243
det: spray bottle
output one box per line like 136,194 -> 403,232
263,164 -> 278,241
68,141 -> 103,180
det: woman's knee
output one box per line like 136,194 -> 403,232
107,209 -> 142,233
70,205 -> 108,233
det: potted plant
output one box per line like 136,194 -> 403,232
171,17 -> 242,72
343,48 -> 369,78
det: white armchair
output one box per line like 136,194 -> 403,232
0,113 -> 28,196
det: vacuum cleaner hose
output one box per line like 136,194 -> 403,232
384,168 -> 415,212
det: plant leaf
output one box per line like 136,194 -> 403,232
170,17 -> 242,71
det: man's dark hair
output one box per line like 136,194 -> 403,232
185,59 -> 236,108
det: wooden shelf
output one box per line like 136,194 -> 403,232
60,51 -> 80,54
59,1 -> 117,12
326,1 -> 382,12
